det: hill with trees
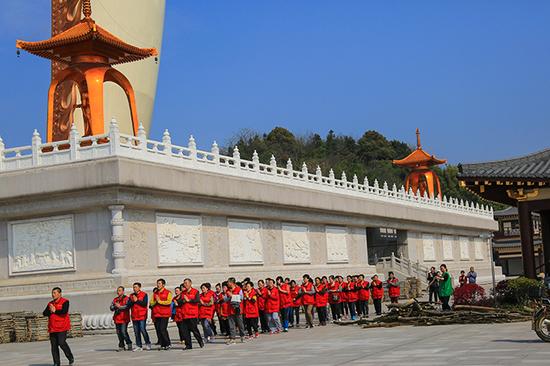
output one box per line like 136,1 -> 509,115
224,127 -> 498,208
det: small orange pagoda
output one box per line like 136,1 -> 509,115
16,0 -> 158,142
393,129 -> 447,199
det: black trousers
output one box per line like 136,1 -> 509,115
330,303 -> 340,320
155,317 -> 171,348
176,321 -> 185,342
373,298 -> 382,315
259,310 -> 270,332
50,331 -> 74,365
245,317 -> 259,335
429,287 -> 439,303
182,318 -> 203,349
317,305 -> 328,324
356,300 -> 368,316
292,306 -> 300,325
440,296 -> 451,311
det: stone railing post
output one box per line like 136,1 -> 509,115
162,129 -> 172,156
252,150 -> 260,171
233,146 -> 241,169
109,205 -> 126,275
0,136 -> 4,171
211,141 -> 220,165
31,129 -> 42,166
188,135 -> 196,160
390,252 -> 396,268
69,124 -> 79,161
137,123 -> 147,154
109,118 -> 120,155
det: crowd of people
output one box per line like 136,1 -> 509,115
42,271 -> 403,365
426,264 -> 477,310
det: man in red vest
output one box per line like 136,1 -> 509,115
387,271 -> 401,304
356,274 -> 370,318
257,279 -> 270,333
150,278 -> 173,350
43,287 -> 74,366
265,278 -> 282,334
179,278 -> 204,349
129,282 -> 152,351
225,277 -> 245,344
370,274 -> 384,316
276,276 -> 292,332
110,286 -> 133,351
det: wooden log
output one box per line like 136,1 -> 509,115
453,305 -> 500,312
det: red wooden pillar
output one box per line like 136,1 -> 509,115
518,202 -> 536,278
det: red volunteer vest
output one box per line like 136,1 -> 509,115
173,295 -> 185,322
388,278 -> 401,298
183,287 -> 200,319
152,288 -> 172,318
328,282 -> 340,304
243,289 -> 260,318
347,281 -> 358,302
278,283 -> 292,309
112,295 -> 131,324
47,297 -> 71,333
301,282 -> 315,305
290,286 -> 302,307
199,291 -> 215,320
315,284 -> 328,307
265,287 -> 280,313
257,287 -> 268,311
227,286 -> 244,316
131,290 -> 148,321
371,280 -> 384,300
358,280 -> 371,301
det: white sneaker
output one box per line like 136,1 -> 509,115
145,344 -> 152,351
133,347 -> 143,352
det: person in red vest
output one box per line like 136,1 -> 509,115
110,286 -> 133,351
172,286 -> 185,344
276,276 -> 292,332
370,274 -> 384,316
458,270 -> 467,287
199,282 -> 216,343
346,275 -> 358,320
289,280 -> 301,327
243,281 -> 260,338
257,279 -> 270,333
356,274 -> 370,318
314,277 -> 328,326
338,275 -> 348,320
128,282 -> 151,351
387,271 -> 401,304
150,278 -> 173,350
300,274 -> 316,328
43,287 -> 74,366
179,278 -> 204,349
265,278 -> 282,334
225,277 -> 245,344
328,275 -> 341,321
216,282 -> 230,337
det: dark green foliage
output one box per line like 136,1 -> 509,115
225,127 -> 498,208
495,277 -> 544,306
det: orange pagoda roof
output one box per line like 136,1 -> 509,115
16,3 -> 157,66
393,129 -> 447,168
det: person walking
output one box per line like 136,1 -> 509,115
289,280 -> 301,327
199,283 -> 216,343
150,278 -> 173,350
243,281 -> 260,338
301,274 -> 316,328
386,272 -> 401,304
225,277 -> 246,344
110,286 -> 133,351
370,275 -> 384,316
346,275 -> 358,320
180,278 -> 204,350
437,264 -> 454,311
357,274 -> 370,318
173,286 -> 186,344
277,276 -> 292,332
426,267 -> 439,304
328,275 -> 341,321
129,282 -> 151,351
265,278 -> 283,334
43,287 -> 74,366
314,277 -> 328,326
257,279 -> 270,333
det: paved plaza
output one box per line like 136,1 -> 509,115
1,321 -> 549,366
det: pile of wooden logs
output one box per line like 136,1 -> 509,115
0,312 -> 83,343
401,277 -> 423,299
336,299 -> 531,328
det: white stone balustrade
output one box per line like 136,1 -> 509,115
0,120 -> 493,218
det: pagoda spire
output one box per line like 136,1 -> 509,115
83,0 -> 92,18
416,128 -> 421,149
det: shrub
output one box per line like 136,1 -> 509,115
453,284 -> 488,306
495,277 -> 543,306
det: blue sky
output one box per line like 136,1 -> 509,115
1,1 -> 549,164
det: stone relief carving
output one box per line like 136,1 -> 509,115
228,220 -> 263,264
326,226 -> 348,263
282,224 -> 310,263
442,235 -> 454,261
422,234 -> 436,261
459,236 -> 470,259
156,214 -> 202,266
9,216 -> 75,274
474,238 -> 485,260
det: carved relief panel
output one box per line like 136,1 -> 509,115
228,220 -> 263,264
459,236 -> 470,260
422,234 -> 436,261
156,214 -> 202,266
442,235 -> 454,261
474,238 -> 485,260
326,226 -> 348,263
9,215 -> 75,275
282,224 -> 310,264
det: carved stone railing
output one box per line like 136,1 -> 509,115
377,252 -> 429,286
0,119 -> 494,219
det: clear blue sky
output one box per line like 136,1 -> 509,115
1,1 -> 549,164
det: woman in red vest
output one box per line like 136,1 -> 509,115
199,283 -> 216,343
150,278 -> 173,350
356,274 -> 370,317
172,286 -> 186,344
179,278 -> 204,349
328,275 -> 341,321
314,277 -> 328,326
277,276 -> 292,332
370,274 -> 384,316
289,280 -> 301,327
346,275 -> 359,320
265,278 -> 282,334
387,271 -> 401,304
257,279 -> 270,333
243,281 -> 260,338
300,274 -> 316,328
338,276 -> 348,319
110,286 -> 133,351
43,287 -> 74,366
